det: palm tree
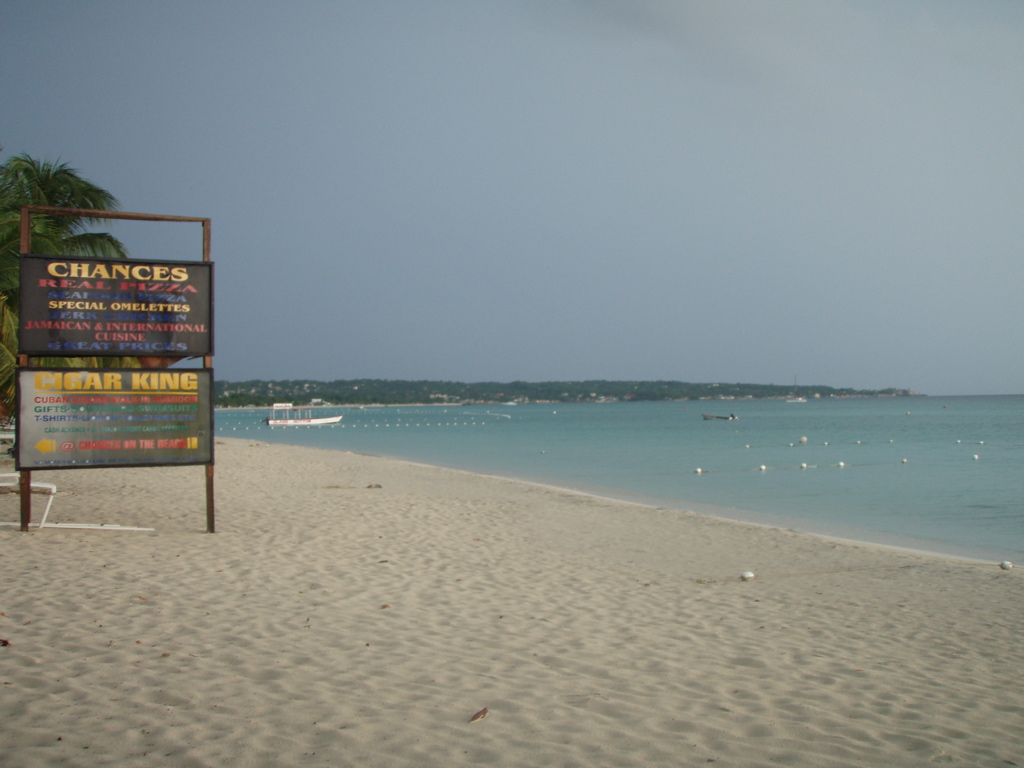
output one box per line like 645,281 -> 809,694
0,153 -> 138,418
0,153 -> 129,257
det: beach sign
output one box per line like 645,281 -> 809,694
18,254 -> 213,357
14,206 -> 216,532
14,368 -> 213,470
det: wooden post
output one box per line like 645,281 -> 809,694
19,470 -> 31,532
202,219 -> 212,262
20,207 -> 31,253
18,352 -> 32,530
206,465 -> 216,533
203,219 -> 214,533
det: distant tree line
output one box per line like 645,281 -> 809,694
214,379 -> 915,407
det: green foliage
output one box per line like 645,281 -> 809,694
0,152 -> 137,417
0,154 -> 128,259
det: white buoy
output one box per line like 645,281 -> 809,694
973,454 -> 980,460
838,461 -> 845,468
799,436 -> 808,444
800,463 -> 808,469
999,561 -> 1013,570
759,465 -> 767,471
695,468 -> 703,474
902,458 -> 908,464
740,571 -> 756,581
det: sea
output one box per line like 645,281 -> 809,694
214,396 -> 1024,562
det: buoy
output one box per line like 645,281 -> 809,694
740,571 -> 755,581
799,436 -> 808,444
973,455 -> 980,460
695,468 -> 703,474
838,461 -> 845,468
999,561 -> 1013,570
759,465 -> 767,471
801,463 -> 808,469
901,458 -> 908,464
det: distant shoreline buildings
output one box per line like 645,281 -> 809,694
214,379 -> 918,408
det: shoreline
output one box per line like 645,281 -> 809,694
3,438 -> 1021,767
224,431 -> 1012,565
352,449 -> 1001,566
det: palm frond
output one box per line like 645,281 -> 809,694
60,232 -> 129,260
0,152 -> 129,416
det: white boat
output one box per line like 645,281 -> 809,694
266,403 -> 343,427
786,397 -> 808,403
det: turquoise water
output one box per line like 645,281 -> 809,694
215,396 -> 1023,561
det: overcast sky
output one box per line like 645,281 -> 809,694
3,1 -> 1022,395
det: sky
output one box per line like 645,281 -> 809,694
2,1 -> 1023,396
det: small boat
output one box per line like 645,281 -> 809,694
266,403 -> 343,427
786,397 -> 808,403
702,413 -> 737,421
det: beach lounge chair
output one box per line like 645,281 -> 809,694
0,473 -> 155,531
0,472 -> 57,529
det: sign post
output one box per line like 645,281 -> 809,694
15,206 -> 215,532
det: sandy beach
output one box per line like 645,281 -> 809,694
2,438 -> 1021,767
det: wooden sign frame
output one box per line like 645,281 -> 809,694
15,206 -> 215,532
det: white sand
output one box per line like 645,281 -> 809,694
2,438 -> 1021,767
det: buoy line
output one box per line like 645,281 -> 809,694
691,458 -> 922,475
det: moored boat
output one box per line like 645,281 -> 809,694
266,403 -> 343,427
